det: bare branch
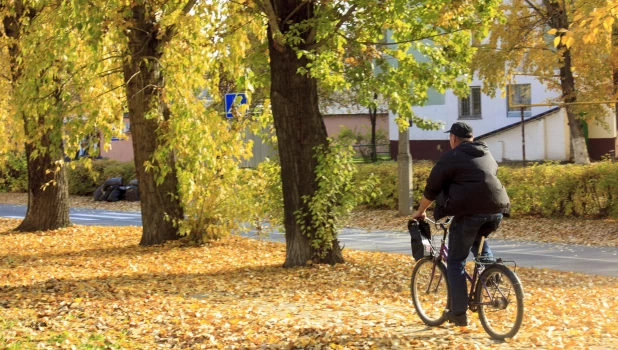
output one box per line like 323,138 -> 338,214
476,45 -> 552,52
525,0 -> 547,19
124,69 -> 141,86
305,4 -> 357,50
160,0 -> 199,44
129,84 -> 160,102
341,26 -> 472,46
283,1 -> 309,26
94,84 -> 126,99
218,18 -> 258,40
255,0 -> 285,50
97,67 -> 124,78
181,0 -> 197,16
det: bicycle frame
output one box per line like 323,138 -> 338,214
427,217 -> 486,310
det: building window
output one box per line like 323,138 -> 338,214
459,86 -> 482,119
507,84 -> 531,118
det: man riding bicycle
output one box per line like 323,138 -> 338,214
412,122 -> 510,326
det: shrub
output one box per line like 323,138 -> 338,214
0,151 -> 137,196
67,161 -> 99,196
100,161 -> 137,185
354,161 -> 433,209
498,161 -> 618,218
0,151 -> 28,192
354,160 -> 618,219
68,159 -> 136,196
336,126 -> 390,163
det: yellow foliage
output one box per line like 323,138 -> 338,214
473,0 -> 616,126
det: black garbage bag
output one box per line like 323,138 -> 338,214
408,219 -> 432,261
99,187 -> 113,202
125,185 -> 140,202
93,184 -> 105,201
104,177 -> 123,189
107,186 -> 125,202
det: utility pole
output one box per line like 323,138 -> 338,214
521,107 -> 526,168
398,127 -> 413,215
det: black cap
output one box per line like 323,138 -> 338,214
445,122 -> 473,138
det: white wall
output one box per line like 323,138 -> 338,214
481,109 -> 569,162
389,75 -> 562,141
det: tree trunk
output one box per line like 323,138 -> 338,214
268,5 -> 344,266
16,117 -> 71,232
560,49 -> 589,165
610,21 -> 618,128
122,5 -> 184,245
369,93 -> 378,163
4,2 -> 71,232
544,0 -> 590,164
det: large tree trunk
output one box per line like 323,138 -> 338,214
16,118 -> 71,232
123,5 -> 184,245
4,2 -> 71,232
267,4 -> 344,266
610,22 -> 618,126
544,0 -> 590,164
560,50 -> 590,165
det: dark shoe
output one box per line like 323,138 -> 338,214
443,309 -> 468,326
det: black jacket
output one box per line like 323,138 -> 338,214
424,141 -> 510,217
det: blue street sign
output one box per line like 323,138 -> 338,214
224,93 -> 247,118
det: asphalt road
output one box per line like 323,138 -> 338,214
1,204 -> 617,277
0,204 -> 143,227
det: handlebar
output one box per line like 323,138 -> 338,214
422,216 -> 454,228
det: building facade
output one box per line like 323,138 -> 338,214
99,102 -> 389,165
389,74 -> 618,162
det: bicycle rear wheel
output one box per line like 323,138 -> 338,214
475,264 -> 524,340
410,258 -> 449,326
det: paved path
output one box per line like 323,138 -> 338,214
244,228 -> 618,277
0,204 -> 142,226
1,204 -> 617,277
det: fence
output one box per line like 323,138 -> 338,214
352,143 -> 391,162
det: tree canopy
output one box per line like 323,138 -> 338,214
472,0 -> 618,164
3,0 -> 505,266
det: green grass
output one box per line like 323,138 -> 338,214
0,322 -> 129,350
352,155 -> 393,163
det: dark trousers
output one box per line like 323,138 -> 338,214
447,213 -> 503,316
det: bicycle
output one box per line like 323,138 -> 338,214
409,216 -> 524,340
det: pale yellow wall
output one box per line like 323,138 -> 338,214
587,110 -> 617,139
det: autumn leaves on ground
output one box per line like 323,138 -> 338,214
1,218 -> 617,349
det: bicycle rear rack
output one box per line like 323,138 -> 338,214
474,257 -> 518,273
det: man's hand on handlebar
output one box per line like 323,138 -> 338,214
412,209 -> 427,221
412,196 -> 433,221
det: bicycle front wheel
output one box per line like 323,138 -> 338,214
475,264 -> 524,340
410,257 -> 449,326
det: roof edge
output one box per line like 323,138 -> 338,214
475,107 -> 561,140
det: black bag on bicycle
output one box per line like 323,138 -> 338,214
408,219 -> 432,261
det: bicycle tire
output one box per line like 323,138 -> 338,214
475,264 -> 524,340
410,257 -> 450,326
